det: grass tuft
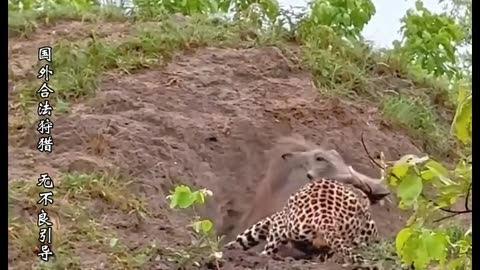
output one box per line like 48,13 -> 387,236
381,95 -> 453,157
14,15 -> 254,115
9,4 -> 127,37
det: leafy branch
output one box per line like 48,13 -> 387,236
384,86 -> 472,270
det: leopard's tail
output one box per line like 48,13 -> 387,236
224,212 -> 279,250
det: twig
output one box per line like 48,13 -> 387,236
359,133 -> 392,205
360,132 -> 383,170
360,132 -> 401,184
437,207 -> 471,214
433,212 -> 468,223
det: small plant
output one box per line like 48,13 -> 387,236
230,0 -> 280,28
166,185 -> 223,268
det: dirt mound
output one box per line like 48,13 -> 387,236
9,46 -> 423,269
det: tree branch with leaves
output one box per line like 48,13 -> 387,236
386,87 -> 471,270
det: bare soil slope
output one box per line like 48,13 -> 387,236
9,22 -> 425,270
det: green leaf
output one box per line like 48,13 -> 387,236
167,185 -> 196,209
420,168 -> 435,181
193,191 -> 205,204
396,227 -> 413,253
346,0 -> 355,9
422,30 -> 431,40
414,0 -> 424,11
341,13 -> 350,26
451,92 -> 472,144
413,238 -> 430,269
193,188 -> 213,204
454,158 -> 472,180
200,219 -> 213,233
391,156 -> 412,178
421,160 -> 456,185
397,172 -> 423,208
423,160 -> 449,178
350,9 -> 366,28
192,219 -> 213,234
424,232 -> 448,265
400,235 -> 430,268
397,231 -> 415,264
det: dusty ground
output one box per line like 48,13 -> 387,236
9,22 -> 427,270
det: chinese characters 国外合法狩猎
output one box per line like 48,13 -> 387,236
35,46 -> 56,262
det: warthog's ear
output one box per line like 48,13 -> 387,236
325,149 -> 344,161
281,152 -> 294,160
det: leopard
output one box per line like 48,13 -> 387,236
219,135 -> 389,251
224,176 -> 381,270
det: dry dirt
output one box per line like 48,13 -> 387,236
9,22 -> 427,270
